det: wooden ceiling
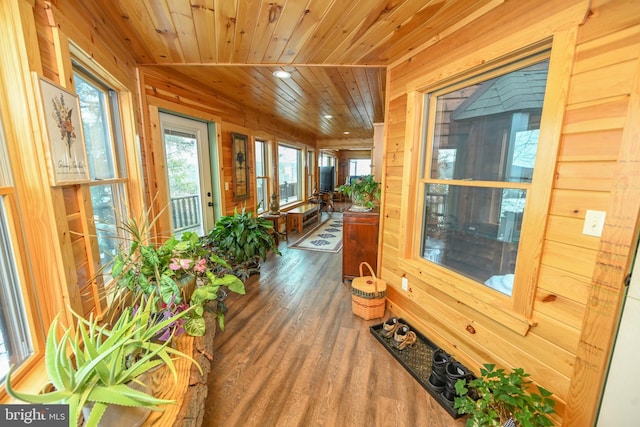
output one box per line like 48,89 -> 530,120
85,0 -> 500,140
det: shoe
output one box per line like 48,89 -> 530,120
381,317 -> 400,338
428,349 -> 449,392
392,324 -> 416,350
442,361 -> 467,402
398,330 -> 416,350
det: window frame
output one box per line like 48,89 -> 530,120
0,128 -> 45,399
396,39 -> 567,335
255,139 -> 269,214
71,64 -> 132,315
277,143 -> 303,206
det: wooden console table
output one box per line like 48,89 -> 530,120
286,204 -> 320,234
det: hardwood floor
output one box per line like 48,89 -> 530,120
203,212 -> 467,427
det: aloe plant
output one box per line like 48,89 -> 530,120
4,294 -> 201,427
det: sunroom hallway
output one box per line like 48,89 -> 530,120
202,211 -> 465,427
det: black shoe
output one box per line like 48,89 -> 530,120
442,361 -> 467,402
428,349 -> 449,392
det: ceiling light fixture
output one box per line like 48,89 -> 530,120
273,70 -> 291,79
343,131 -> 351,135
323,114 -> 333,119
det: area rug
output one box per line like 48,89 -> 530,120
289,213 -> 343,253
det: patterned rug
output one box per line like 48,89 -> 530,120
289,213 -> 343,253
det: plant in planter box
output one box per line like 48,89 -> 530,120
4,294 -> 201,427
105,217 -> 245,337
204,206 -> 281,281
337,174 -> 381,211
454,364 -> 556,427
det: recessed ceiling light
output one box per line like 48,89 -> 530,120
323,115 -> 333,119
273,70 -> 291,79
343,131 -> 350,135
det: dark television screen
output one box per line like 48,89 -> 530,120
319,166 -> 335,193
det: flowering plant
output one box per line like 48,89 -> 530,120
106,218 -> 244,337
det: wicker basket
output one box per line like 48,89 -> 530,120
351,262 -> 387,320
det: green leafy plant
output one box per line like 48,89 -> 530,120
4,294 -> 201,427
337,174 -> 381,209
204,206 -> 281,281
454,364 -> 556,427
106,217 -> 245,336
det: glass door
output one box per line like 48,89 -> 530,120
160,112 -> 216,236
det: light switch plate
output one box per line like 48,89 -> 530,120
583,210 -> 606,237
401,276 -> 409,291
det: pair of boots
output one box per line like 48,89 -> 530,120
428,349 -> 468,402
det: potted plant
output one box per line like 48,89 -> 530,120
204,206 -> 281,281
337,174 -> 381,211
4,294 -> 201,427
106,217 -> 245,336
454,364 -> 556,427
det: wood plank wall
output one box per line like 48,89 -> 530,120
381,0 -> 640,425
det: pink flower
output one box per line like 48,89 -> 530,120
169,258 -> 191,271
193,258 -> 207,273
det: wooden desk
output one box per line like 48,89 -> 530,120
286,204 -> 320,234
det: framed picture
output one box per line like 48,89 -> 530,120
34,73 -> 90,185
231,132 -> 250,200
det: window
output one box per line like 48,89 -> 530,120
349,158 -> 371,177
307,150 -> 315,194
320,152 -> 335,167
73,68 -> 128,277
278,144 -> 302,204
0,117 -> 33,382
420,58 -> 549,297
255,139 -> 268,214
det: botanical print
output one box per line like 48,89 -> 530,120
37,75 -> 89,185
51,94 -> 76,158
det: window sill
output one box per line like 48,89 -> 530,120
0,356 -> 48,403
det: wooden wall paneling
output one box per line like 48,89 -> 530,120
545,215 -> 602,252
573,25 -> 640,75
568,61 -> 637,105
562,97 -> 628,135
390,0 -> 589,99
554,161 -> 616,191
147,104 -> 172,238
563,41 -> 640,427
46,1 -> 137,87
548,188 -> 610,218
530,311 -> 580,354
537,264 -> 591,305
534,288 -> 585,331
559,130 -> 622,161
541,240 -> 598,277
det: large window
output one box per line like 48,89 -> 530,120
307,150 -> 315,195
349,158 -> 371,176
255,139 -> 268,214
420,58 -> 549,297
278,144 -> 302,204
0,117 -> 33,382
73,68 -> 128,277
